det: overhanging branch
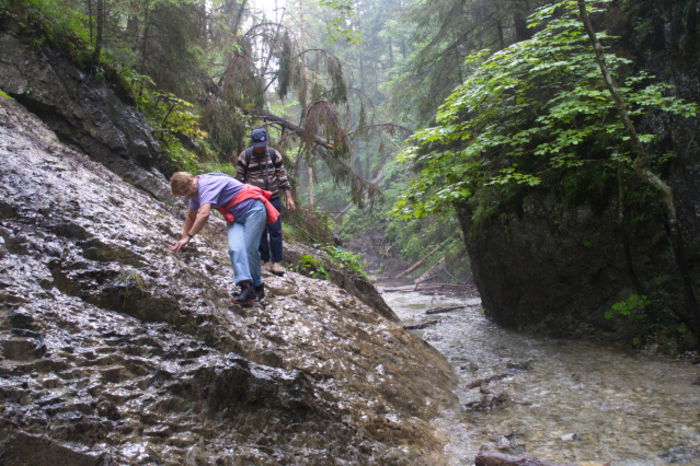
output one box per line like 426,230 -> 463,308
252,109 -> 336,151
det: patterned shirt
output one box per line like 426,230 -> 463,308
234,147 -> 291,199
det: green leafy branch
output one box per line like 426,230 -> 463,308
320,245 -> 369,279
393,0 -> 697,220
119,67 -> 209,172
293,254 -> 329,280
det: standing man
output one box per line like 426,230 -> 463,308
235,128 -> 296,275
170,172 -> 279,304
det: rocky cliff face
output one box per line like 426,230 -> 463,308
459,191 -> 645,336
0,89 -> 456,463
460,158 -> 700,338
0,18 -> 169,201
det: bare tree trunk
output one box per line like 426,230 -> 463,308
513,13 -> 530,41
455,46 -> 464,83
232,0 -> 248,35
87,0 -> 93,44
617,166 -> 645,295
683,0 -> 698,55
357,6 -> 365,91
496,19 -> 505,49
308,165 -> 315,208
126,15 -> 140,49
425,304 -> 464,315
577,0 -> 699,330
91,0 -> 105,63
388,36 -> 394,68
139,5 -> 151,75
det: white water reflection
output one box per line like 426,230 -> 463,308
383,289 -> 700,465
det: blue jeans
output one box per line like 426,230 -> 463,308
259,196 -> 283,263
227,200 -> 266,286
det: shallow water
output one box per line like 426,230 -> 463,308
382,289 -> 700,465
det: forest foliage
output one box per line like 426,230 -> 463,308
0,0 -> 376,200
393,0 -> 697,220
0,0 -> 482,282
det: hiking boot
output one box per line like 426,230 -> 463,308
263,261 -> 274,273
270,262 -> 285,275
254,283 -> 265,300
233,281 -> 258,305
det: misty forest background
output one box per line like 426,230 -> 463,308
2,0 -> 700,349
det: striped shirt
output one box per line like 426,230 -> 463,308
234,147 -> 291,199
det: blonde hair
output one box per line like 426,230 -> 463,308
170,172 -> 193,196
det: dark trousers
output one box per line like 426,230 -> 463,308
259,197 -> 283,263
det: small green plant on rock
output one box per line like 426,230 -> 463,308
293,254 -> 329,280
604,295 -> 696,351
605,294 -> 652,347
116,270 -> 148,305
320,245 -> 369,280
117,67 -> 210,172
604,294 -> 651,321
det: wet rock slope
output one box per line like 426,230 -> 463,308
0,97 -> 457,464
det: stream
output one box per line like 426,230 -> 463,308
381,288 -> 700,465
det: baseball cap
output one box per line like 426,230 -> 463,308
251,128 -> 268,148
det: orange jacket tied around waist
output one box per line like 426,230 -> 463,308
216,184 -> 280,225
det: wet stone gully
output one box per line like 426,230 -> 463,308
383,287 -> 700,466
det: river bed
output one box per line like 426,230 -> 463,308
381,288 -> 700,465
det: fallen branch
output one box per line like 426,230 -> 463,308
394,239 -> 449,279
417,283 -> 472,292
425,305 -> 465,315
255,109 -> 334,151
414,256 -> 446,284
381,286 -> 416,293
403,320 -> 440,330
381,283 -> 474,294
466,372 -> 511,389
418,282 -> 466,288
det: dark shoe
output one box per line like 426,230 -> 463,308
233,281 -> 258,305
255,284 -> 265,300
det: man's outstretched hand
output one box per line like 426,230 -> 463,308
171,236 -> 190,253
